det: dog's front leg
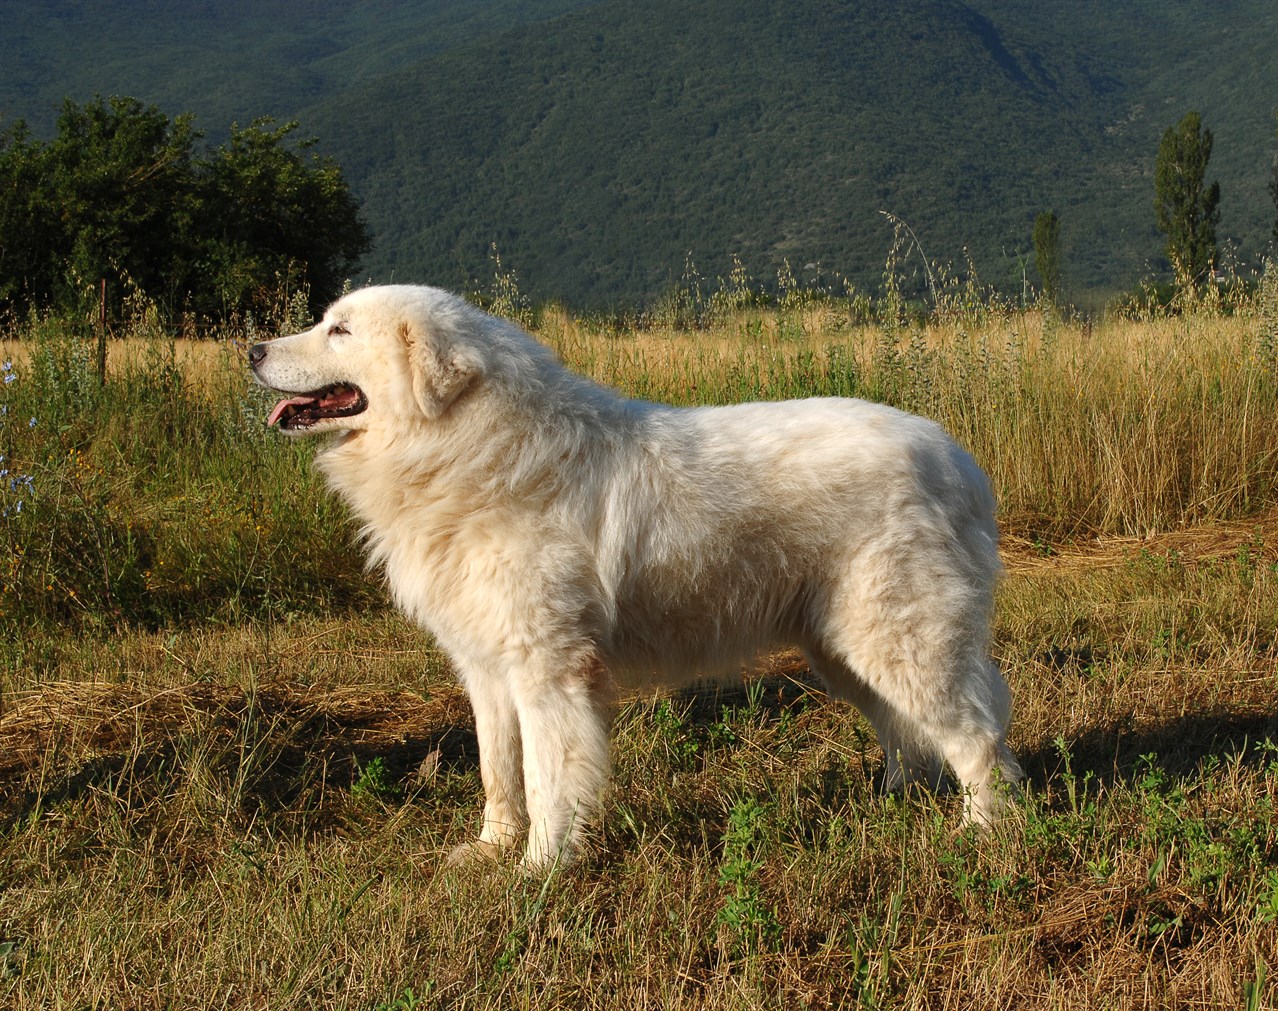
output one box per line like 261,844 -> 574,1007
510,656 -> 612,871
448,669 -> 527,865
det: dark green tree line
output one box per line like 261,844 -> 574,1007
0,96 -> 369,319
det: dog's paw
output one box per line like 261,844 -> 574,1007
517,840 -> 581,878
445,839 -> 505,867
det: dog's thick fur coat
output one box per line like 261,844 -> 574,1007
250,284 -> 1020,868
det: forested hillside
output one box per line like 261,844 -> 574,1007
4,0 -> 1277,307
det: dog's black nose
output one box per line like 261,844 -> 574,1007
248,343 -> 267,368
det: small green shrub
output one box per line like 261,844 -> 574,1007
715,796 -> 781,954
351,756 -> 401,805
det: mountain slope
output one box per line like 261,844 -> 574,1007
310,0 -> 1143,303
4,0 -> 1277,307
1,0 -> 600,137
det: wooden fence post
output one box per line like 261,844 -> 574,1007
97,278 -> 107,384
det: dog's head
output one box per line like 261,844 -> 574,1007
248,285 -> 489,437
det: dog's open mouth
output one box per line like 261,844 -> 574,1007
268,383 -> 368,431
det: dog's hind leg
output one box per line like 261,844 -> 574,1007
819,535 -> 1020,826
917,658 -> 1021,827
509,652 -> 613,871
832,618 -> 1020,828
804,645 -> 945,794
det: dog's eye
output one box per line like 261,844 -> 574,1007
328,322 -> 351,339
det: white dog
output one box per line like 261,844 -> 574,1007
249,284 -> 1020,869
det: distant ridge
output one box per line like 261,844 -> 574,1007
5,0 -> 1277,307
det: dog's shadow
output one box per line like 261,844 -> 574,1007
6,675 -> 1272,836
378,673 -> 1278,822
1016,708 -> 1278,794
638,670 -> 1277,786
597,671 -> 1278,855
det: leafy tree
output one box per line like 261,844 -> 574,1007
199,118 -> 370,316
0,123 -> 58,305
46,96 -> 203,308
1154,110 -> 1220,291
1032,210 -> 1061,305
0,97 -> 369,318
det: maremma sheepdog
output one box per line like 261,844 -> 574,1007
249,284 -> 1021,869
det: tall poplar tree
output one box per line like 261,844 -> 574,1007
1153,111 -> 1220,290
1270,152 -> 1278,242
1032,210 -> 1061,306
1269,109 -> 1278,242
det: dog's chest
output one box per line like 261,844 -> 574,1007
372,496 -> 571,645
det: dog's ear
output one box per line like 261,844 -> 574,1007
403,321 -> 482,418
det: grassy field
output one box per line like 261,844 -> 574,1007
0,295 -> 1276,1009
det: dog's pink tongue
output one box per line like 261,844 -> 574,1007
268,395 -> 315,426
